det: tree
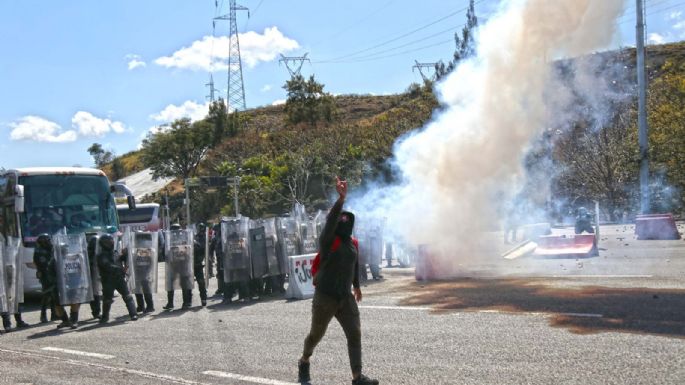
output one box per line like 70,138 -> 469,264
435,0 -> 478,80
111,158 -> 125,181
140,118 -> 213,180
87,143 -> 114,168
283,74 -> 336,126
207,99 -> 228,146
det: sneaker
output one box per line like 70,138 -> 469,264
352,374 -> 379,385
297,360 -> 311,384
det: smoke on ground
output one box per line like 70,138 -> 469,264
347,0 -> 626,268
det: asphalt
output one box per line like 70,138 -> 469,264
1,224 -> 684,385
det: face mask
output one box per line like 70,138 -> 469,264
335,211 -> 355,239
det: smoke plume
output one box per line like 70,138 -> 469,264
349,0 -> 626,267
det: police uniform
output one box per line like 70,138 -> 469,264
96,234 -> 138,323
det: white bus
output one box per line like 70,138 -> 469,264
0,167 -> 130,293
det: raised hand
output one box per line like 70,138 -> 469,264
335,176 -> 347,200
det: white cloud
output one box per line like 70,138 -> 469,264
9,116 -> 77,143
648,32 -> 665,44
261,84 -> 272,92
271,99 -> 286,106
125,54 -> 147,70
150,100 -> 210,123
72,111 -> 127,137
669,11 -> 682,20
155,27 -> 299,71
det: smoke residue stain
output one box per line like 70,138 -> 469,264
400,279 -> 685,338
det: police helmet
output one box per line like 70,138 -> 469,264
170,223 -> 182,231
99,234 -> 115,251
36,233 -> 52,249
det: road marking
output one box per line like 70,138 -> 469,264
359,306 -> 603,318
0,348 -> 208,384
203,370 -> 299,385
359,305 -> 429,311
550,275 -> 653,278
41,347 -> 115,360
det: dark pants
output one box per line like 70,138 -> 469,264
194,265 -> 207,301
102,276 -> 132,302
303,290 -> 362,374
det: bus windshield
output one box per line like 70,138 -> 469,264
19,174 -> 118,241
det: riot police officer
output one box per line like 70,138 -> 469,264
163,224 -> 194,310
575,207 -> 595,234
133,231 -> 157,313
96,234 -> 138,323
192,223 -> 208,307
33,234 -> 56,323
87,236 -> 102,319
210,223 -> 225,297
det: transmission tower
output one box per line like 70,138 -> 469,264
214,0 -> 249,111
412,60 -> 438,82
279,53 -> 310,77
205,74 -> 218,102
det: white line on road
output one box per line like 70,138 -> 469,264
550,275 -> 653,278
41,347 -> 115,360
203,370 -> 299,385
0,348 -> 208,384
359,305 -> 603,318
359,305 -> 429,311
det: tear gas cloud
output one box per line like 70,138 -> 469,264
348,0 -> 626,263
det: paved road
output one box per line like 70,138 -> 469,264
1,224 -> 684,384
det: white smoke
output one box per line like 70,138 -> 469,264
349,0 -> 626,269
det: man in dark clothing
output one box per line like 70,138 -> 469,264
193,223 -> 208,307
33,234 -> 56,323
210,223 -> 225,297
298,177 -> 378,385
96,234 -> 138,324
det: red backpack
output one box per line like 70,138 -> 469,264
311,236 -> 359,285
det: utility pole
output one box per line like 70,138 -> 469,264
412,60 -> 438,82
215,0 -> 249,111
279,53 -> 310,77
206,74 -> 217,102
636,0 -> 650,214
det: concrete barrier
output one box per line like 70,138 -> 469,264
285,253 -> 317,300
635,213 -> 681,240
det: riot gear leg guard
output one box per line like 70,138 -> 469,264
90,295 -> 102,319
135,294 -> 145,313
100,300 -> 113,324
69,312 -> 79,329
14,313 -> 29,328
1,314 -> 10,332
50,303 -> 59,321
40,304 -> 48,324
182,290 -> 192,309
143,293 -> 155,313
57,312 -> 72,329
125,296 -> 138,321
163,291 -> 174,310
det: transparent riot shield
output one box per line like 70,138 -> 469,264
249,219 -> 280,279
204,226 -> 211,283
4,236 -> 23,314
0,235 -> 8,314
130,231 -> 158,294
221,218 -> 251,284
164,229 -> 194,291
86,233 -> 103,297
54,233 -> 93,305
300,219 -> 318,254
276,217 -> 301,275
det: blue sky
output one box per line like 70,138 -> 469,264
1,0 -> 684,170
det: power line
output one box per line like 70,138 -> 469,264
318,0 -> 486,63
310,0 -> 396,48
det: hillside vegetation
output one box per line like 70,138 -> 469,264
104,41 -> 685,224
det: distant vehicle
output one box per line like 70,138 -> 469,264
0,167 -> 130,294
117,203 -> 161,232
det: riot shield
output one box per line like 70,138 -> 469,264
54,233 -> 93,305
300,219 -> 318,254
3,236 -> 23,314
249,219 -> 280,279
355,218 -> 385,267
0,235 -> 8,314
86,233 -> 103,297
204,226 -> 210,283
164,229 -> 194,291
221,218 -> 251,283
130,231 -> 158,294
276,217 -> 301,275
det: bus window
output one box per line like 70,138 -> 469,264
118,206 -> 156,224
